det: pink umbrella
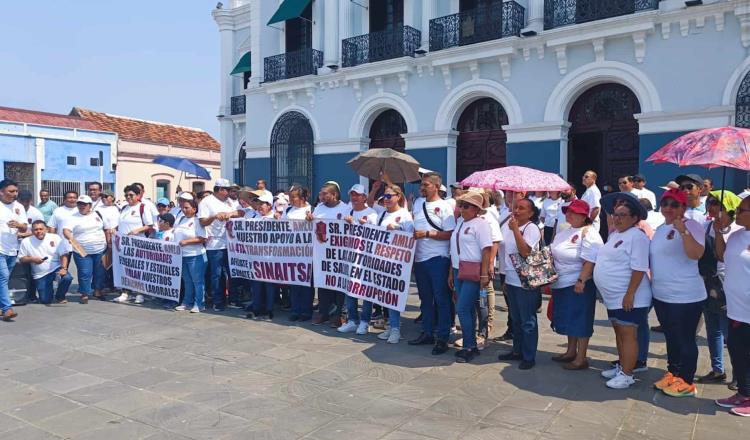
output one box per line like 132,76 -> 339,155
460,166 -> 571,192
646,126 -> 750,170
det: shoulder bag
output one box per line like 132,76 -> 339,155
509,223 -> 558,289
421,201 -> 444,232
456,221 -> 481,282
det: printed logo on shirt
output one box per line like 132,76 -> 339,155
614,240 -> 623,248
164,237 -> 170,241
667,230 -> 676,240
187,222 -> 193,227
395,217 -> 401,223
49,240 -> 55,248
15,208 -> 20,215
131,210 -> 137,216
434,207 -> 441,214
336,213 -> 342,220
570,234 -> 579,244
464,227 -> 471,234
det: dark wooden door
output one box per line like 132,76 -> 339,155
456,98 -> 508,181
370,0 -> 404,32
369,109 -> 407,151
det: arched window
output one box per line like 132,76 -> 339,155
456,98 -> 508,181
270,112 -> 314,193
369,109 -> 407,151
736,70 -> 750,128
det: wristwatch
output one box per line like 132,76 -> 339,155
681,230 -> 690,236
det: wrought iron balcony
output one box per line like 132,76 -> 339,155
263,48 -> 324,83
342,25 -> 421,68
230,95 -> 246,115
544,0 -> 659,30
430,1 -> 525,52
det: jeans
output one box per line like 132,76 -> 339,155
728,321 -> 750,397
0,254 -> 18,312
36,270 -> 73,304
414,257 -> 452,341
454,269 -> 480,349
346,295 -> 373,324
182,255 -> 206,309
637,308 -> 651,363
73,252 -> 104,295
317,288 -> 343,318
206,249 -> 229,308
704,307 -> 729,373
290,284 -> 314,317
252,280 -> 275,314
389,308 -> 401,330
506,284 -> 542,362
654,299 -> 703,384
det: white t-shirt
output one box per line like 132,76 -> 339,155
650,220 -> 707,303
581,185 -> 602,231
685,207 -> 707,226
639,187 -> 657,209
551,226 -> 604,289
312,201 -> 350,220
593,227 -> 652,310
724,229 -> 750,324
25,205 -> 44,225
118,203 -> 155,237
350,206 -> 378,225
412,198 -> 456,262
556,201 -> 572,232
450,216 -> 493,269
96,205 -> 120,230
541,198 -> 562,228
161,229 -> 175,243
496,209 -> 512,274
197,194 -> 235,250
91,197 -> 103,211
645,211 -> 665,231
48,205 -> 77,230
64,212 -> 109,255
141,198 -> 160,218
502,221 -> 543,288
0,201 -> 27,256
377,208 -> 414,233
282,204 -> 312,220
708,222 -> 744,280
18,233 -> 72,279
242,207 -> 258,219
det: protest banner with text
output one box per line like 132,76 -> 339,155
226,219 -> 313,287
312,220 -> 415,312
112,233 -> 182,301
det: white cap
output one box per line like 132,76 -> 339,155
258,193 -> 273,205
76,195 -> 93,204
659,181 -> 679,191
214,178 -> 232,188
439,184 -> 447,192
349,184 -> 366,195
177,192 -> 194,201
275,193 -> 289,204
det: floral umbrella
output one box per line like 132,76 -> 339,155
460,166 -> 571,192
646,126 -> 750,170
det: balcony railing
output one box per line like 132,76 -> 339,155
544,0 -> 659,30
230,95 -> 246,115
263,48 -> 324,83
342,25 -> 421,68
429,1 -> 525,52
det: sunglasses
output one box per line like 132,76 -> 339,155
660,200 -> 681,209
382,194 -> 396,200
679,183 -> 696,191
612,212 -> 634,218
125,193 -> 136,198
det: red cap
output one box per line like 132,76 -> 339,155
661,188 -> 687,205
562,199 -> 590,216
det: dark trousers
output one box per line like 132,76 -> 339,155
317,288 -> 344,319
290,284 -> 314,318
414,257 -> 452,342
654,299 -> 703,384
543,226 -> 555,246
206,249 -> 229,307
251,281 -> 275,315
506,284 -> 542,362
728,320 -> 750,397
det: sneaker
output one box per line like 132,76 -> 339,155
601,364 -> 621,379
716,393 -> 750,408
610,360 -> 648,373
378,328 -> 392,340
606,371 -> 636,389
662,378 -> 697,397
134,295 -> 145,304
337,320 -> 358,333
730,401 -> 750,417
455,348 -> 480,363
356,321 -> 369,335
653,372 -> 676,390
190,306 -> 200,314
697,371 -> 727,383
387,328 -> 401,344
174,305 -> 187,311
113,293 -> 129,303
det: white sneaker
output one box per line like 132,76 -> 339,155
601,364 -> 621,379
190,306 -> 200,314
174,305 -> 187,311
378,328 -> 392,340
113,293 -> 129,303
134,295 -> 145,304
606,371 -> 635,389
337,320 -> 358,333
356,321 -> 369,335
387,328 -> 401,344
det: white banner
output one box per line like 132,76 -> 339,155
312,220 -> 415,312
226,219 -> 313,286
112,233 -> 182,301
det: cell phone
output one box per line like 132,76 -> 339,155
41,257 -> 49,261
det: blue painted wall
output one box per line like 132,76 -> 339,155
241,157 -> 270,188
506,141 -> 561,174
406,147 -> 447,196
0,135 -> 35,179
313,152 -> 360,193
42,138 -> 114,183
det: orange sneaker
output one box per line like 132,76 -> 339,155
662,377 -> 697,397
653,372 -> 675,390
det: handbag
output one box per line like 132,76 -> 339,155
509,224 -> 558,289
456,222 -> 481,282
699,221 -> 727,314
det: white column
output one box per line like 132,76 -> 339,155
404,0 -> 418,29
324,0 -> 340,66
217,16 -> 234,117
523,0 -> 544,34
420,0 -> 436,50
338,0 -> 353,39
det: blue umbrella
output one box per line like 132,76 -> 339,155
152,155 -> 211,179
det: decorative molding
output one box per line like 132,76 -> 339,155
314,137 -> 369,155
266,105 -> 321,142
286,91 -> 296,106
592,38 -> 605,62
441,66 -> 452,90
522,46 -> 531,61
305,88 -> 315,108
348,93 -> 419,138
554,46 -> 567,75
635,107 -> 733,135
661,22 -> 671,39
714,12 -> 724,32
397,72 -> 408,97
632,32 -> 646,63
536,43 -> 545,60
374,76 -> 384,94
679,18 -> 690,37
403,130 -> 459,150
503,121 -> 572,144
738,4 -> 750,48
434,78 -> 524,130
498,56 -> 511,82
269,94 -> 277,110
352,79 -> 362,102
469,61 -> 480,80
722,56 -> 750,106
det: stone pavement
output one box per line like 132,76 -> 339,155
1,290 -> 746,440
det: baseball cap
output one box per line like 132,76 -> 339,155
177,191 -> 193,201
675,174 -> 703,187
439,184 -> 447,193
275,193 -> 289,204
659,181 -> 679,191
561,199 -> 590,216
349,184 -> 366,195
632,174 -> 646,182
214,178 -> 232,188
157,198 -> 170,206
76,195 -> 93,205
661,188 -> 688,205
258,193 -> 274,205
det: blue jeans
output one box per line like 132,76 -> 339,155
704,307 -> 729,373
637,307 -> 651,363
252,281 -> 275,314
414,256 -> 452,341
182,255 -> 206,309
346,295 -> 373,324
290,284 -> 314,317
0,254 -> 18,312
654,299 -> 703,384
73,252 -> 104,295
36,269 -> 73,304
454,269 -> 480,349
506,284 -> 542,362
207,249 -> 228,307
389,308 -> 401,330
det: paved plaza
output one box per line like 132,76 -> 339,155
1,289 -> 747,440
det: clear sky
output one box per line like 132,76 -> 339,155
0,0 -> 220,138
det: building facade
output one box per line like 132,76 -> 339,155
71,108 -> 222,201
0,107 -> 117,204
215,0 -> 750,196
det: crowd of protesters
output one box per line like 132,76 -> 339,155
1,168 -> 749,417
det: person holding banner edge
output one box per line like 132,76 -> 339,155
284,185 -> 314,321
173,197 -> 207,313
113,184 -> 155,304
198,179 -> 237,311
245,193 -> 278,320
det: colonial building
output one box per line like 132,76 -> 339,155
71,108 -> 222,201
0,106 -> 117,204
215,0 -> 750,196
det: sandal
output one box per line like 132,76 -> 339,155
563,360 -> 589,370
79,295 -> 89,304
551,353 -> 576,363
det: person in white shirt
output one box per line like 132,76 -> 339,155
132,182 -> 159,219
228,184 -> 241,210
593,198 -> 652,389
581,170 -> 602,233
87,182 -> 104,211
699,178 -> 714,211
173,199 -> 208,314
676,174 -> 708,224
48,191 -> 79,234
280,186 -> 314,321
17,191 -> 43,226
256,179 -> 273,200
555,187 -> 576,233
156,198 -> 171,217
0,179 -> 28,321
617,175 -> 639,198
18,221 -> 73,304
96,191 -> 120,292
633,174 -> 656,208
540,191 -> 562,245
643,199 -> 665,231
714,196 -> 750,415
550,199 -> 604,370
244,193 -> 278,321
63,195 -> 111,304
112,184 -> 155,304
15,190 -> 47,303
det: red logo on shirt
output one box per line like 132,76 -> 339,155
15,208 -> 20,215
395,217 -> 401,223
49,240 -> 55,248
187,222 -> 193,227
667,230 -> 676,240
336,213 -> 342,220
464,227 -> 471,234
164,237 -> 170,241
614,240 -> 623,248
434,207 -> 441,214
570,234 -> 579,244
